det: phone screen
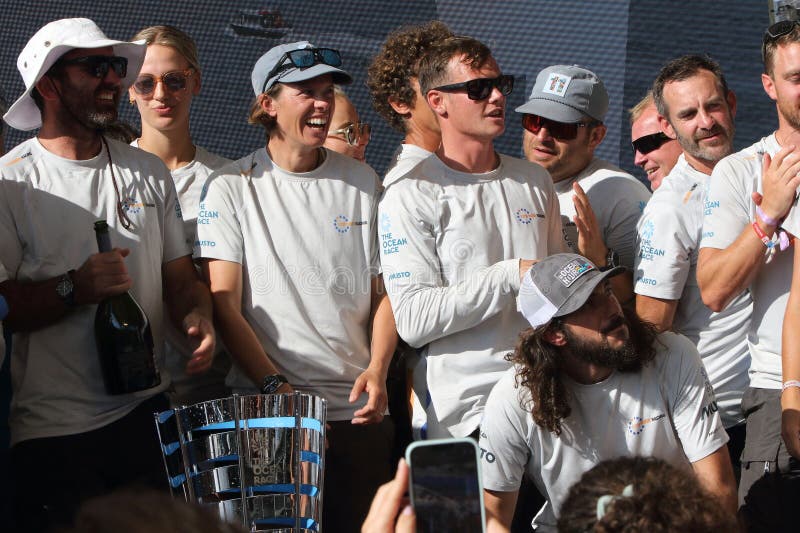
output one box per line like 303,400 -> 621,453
408,440 -> 484,533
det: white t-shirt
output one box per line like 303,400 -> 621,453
780,187 -> 800,237
700,134 -> 792,389
480,332 -> 728,531
0,137 -> 190,445
554,158 -> 651,270
378,153 -> 565,438
383,144 -> 433,187
132,140 -> 232,397
634,155 -> 751,427
131,141 -> 231,248
195,148 -> 380,421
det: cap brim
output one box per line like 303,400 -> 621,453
272,63 -> 352,88
4,39 -> 145,131
514,97 -> 587,123
555,265 -> 626,317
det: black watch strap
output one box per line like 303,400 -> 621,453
261,373 -> 288,394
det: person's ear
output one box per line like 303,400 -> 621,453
543,326 -> 567,347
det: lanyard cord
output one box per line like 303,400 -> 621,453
100,135 -> 134,231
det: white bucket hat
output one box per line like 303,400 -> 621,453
4,18 -> 146,131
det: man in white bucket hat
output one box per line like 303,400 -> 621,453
0,18 -> 215,532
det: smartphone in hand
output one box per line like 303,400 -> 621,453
406,438 -> 486,533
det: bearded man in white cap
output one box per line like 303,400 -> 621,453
0,18 -> 215,532
519,65 -> 651,304
479,253 -> 737,532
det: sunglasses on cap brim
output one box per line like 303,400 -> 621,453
431,74 -> 514,100
263,48 -> 342,93
328,122 -> 371,146
631,132 -> 672,154
762,19 -> 800,61
55,55 -> 128,79
521,114 -> 598,141
133,69 -> 194,95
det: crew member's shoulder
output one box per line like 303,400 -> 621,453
0,138 -> 40,178
645,161 -> 700,210
579,158 -> 650,192
380,153 -> 446,196
652,331 -> 702,372
322,148 -> 381,191
498,153 -> 552,184
713,136 -> 773,178
194,145 -> 233,171
107,137 -> 167,171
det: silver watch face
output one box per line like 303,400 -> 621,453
56,277 -> 73,298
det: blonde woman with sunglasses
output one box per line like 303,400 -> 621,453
129,25 -> 232,406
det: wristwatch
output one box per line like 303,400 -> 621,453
55,270 -> 76,308
603,248 -> 620,270
261,374 -> 288,395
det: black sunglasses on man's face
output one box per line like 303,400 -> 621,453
56,55 -> 128,79
431,75 -> 514,101
631,132 -> 671,154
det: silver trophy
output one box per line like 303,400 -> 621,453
154,392 -> 327,532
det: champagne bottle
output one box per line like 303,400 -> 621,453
93,220 -> 160,394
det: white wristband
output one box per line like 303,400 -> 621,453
782,380 -> 800,391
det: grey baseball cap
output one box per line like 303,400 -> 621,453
515,65 -> 608,123
517,253 -> 624,329
251,41 -> 352,96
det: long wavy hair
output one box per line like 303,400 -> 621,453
508,306 -> 659,435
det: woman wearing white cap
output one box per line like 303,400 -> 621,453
128,25 -> 232,406
195,41 -> 397,532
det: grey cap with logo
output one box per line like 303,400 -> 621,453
515,64 -> 608,123
517,253 -> 624,329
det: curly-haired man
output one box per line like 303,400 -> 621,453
479,253 -> 736,532
367,20 -> 452,184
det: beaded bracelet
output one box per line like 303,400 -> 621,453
783,380 -> 800,391
755,206 -> 790,251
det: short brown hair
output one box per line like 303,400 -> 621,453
418,36 -> 493,97
557,456 -> 736,532
763,23 -> 800,75
247,84 -> 282,133
652,55 -> 728,117
366,21 -> 453,132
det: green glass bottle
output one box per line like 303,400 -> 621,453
93,220 -> 160,394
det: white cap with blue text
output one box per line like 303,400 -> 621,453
517,253 -> 624,329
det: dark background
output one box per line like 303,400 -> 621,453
0,0 -> 776,181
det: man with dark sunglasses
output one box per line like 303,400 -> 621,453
0,19 -> 215,532
635,54 -> 750,492
517,64 -> 651,306
378,35 -> 563,443
696,23 -> 800,530
628,92 -> 682,191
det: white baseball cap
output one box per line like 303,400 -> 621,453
4,18 -> 146,131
